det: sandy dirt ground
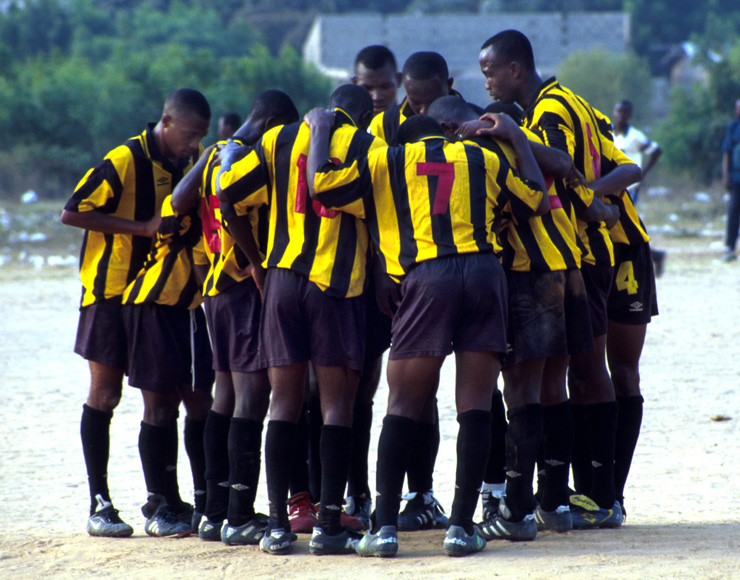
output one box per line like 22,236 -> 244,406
1,232 -> 740,579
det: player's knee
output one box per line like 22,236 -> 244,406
87,384 -> 123,412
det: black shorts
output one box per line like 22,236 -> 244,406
390,253 -> 508,360
74,296 -> 127,370
204,279 -> 265,373
504,269 -> 593,366
122,303 -> 214,393
580,263 -> 613,338
608,242 -> 659,325
259,268 -> 366,371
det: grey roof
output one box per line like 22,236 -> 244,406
303,12 -> 630,107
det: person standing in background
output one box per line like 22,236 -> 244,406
720,99 -> 740,262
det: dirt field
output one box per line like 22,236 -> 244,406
1,228 -> 740,579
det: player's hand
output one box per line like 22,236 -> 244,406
141,213 -> 161,237
251,263 -> 265,299
566,164 -> 587,188
475,113 -> 521,142
304,108 -> 335,131
605,204 -> 620,229
457,119 -> 492,141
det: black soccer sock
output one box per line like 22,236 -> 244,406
540,401 -> 574,511
164,417 -> 184,506
318,425 -> 353,535
81,404 -> 113,514
483,389 -> 507,485
265,419 -> 297,530
585,401 -> 619,509
184,417 -> 207,513
449,410 -> 491,535
504,404 -> 543,521
227,417 -> 264,526
614,395 -> 644,505
307,396 -> 323,502
347,402 -> 373,499
203,410 -> 231,523
139,422 -> 169,499
570,402 -> 591,495
406,419 -> 438,494
375,414 -> 416,530
289,404 -> 310,497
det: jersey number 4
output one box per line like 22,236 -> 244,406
296,154 -> 337,219
615,260 -> 639,295
417,162 -> 455,214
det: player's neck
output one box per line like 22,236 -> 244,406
518,73 -> 544,111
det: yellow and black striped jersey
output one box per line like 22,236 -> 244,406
313,135 -> 544,280
199,142 -> 268,297
474,128 -> 582,272
218,109 -> 383,298
64,124 -> 201,307
122,195 -> 207,309
589,113 -> 652,246
522,78 -> 615,267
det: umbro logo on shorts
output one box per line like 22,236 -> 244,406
629,301 -> 644,312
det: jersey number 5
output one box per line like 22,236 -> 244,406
417,162 -> 455,214
296,154 -> 337,219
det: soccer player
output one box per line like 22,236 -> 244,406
121,188 -> 215,537
307,109 -> 547,557
217,85 -> 381,556
61,88 -> 211,537
369,50 -> 477,531
170,90 -> 301,544
352,45 -> 403,116
479,30 -> 641,529
429,96 -> 592,539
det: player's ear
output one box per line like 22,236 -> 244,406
351,76 -> 359,85
396,72 -> 403,87
359,109 -> 374,131
447,77 -> 455,91
161,114 -> 173,128
440,121 -> 457,140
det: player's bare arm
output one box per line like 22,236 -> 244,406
579,195 -> 620,229
588,162 -> 642,198
221,211 -> 265,296
171,143 -> 219,214
60,208 -> 161,238
304,108 -> 336,199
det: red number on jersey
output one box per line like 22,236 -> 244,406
417,162 -> 455,215
201,194 -> 222,254
296,154 -> 338,219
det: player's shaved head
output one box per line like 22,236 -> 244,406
481,30 -> 536,74
428,96 -> 479,126
402,51 -> 449,82
397,114 -> 445,145
248,89 -> 299,126
163,88 -> 211,121
355,45 -> 397,72
330,84 -> 374,125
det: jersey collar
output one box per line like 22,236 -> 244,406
522,76 -> 558,120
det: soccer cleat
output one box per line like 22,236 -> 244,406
443,525 -> 487,557
344,495 -> 372,531
308,526 -> 363,555
221,513 -> 269,545
86,495 -> 134,538
397,492 -> 449,531
288,492 -> 318,533
534,504 -> 573,532
355,525 -> 399,558
259,526 -> 297,555
476,496 -> 537,541
480,491 -> 503,523
569,495 -> 624,529
198,518 -> 223,541
144,499 -> 194,537
174,502 -> 196,533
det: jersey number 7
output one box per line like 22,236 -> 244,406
417,162 -> 455,214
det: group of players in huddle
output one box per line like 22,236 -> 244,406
62,28 -> 657,558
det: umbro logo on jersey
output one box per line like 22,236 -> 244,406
157,177 -> 170,186
629,301 -> 644,312
231,483 -> 250,491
